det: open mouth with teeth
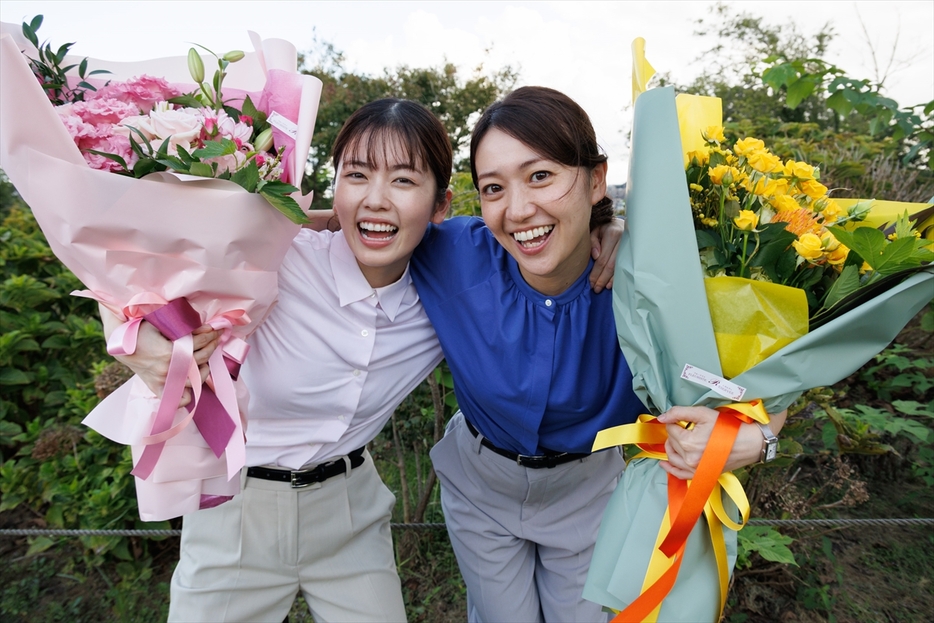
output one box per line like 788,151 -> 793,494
512,225 -> 554,249
359,221 -> 399,241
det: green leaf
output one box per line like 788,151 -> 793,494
785,76 -> 816,109
695,229 -> 720,249
819,264 -> 860,311
26,536 -> 56,556
191,139 -> 237,159
83,149 -> 128,172
0,368 -> 33,385
155,158 -> 191,173
230,161 -> 260,193
259,183 -> 309,224
738,526 -> 797,566
167,94 -> 203,109
188,162 -> 215,177
175,145 -> 194,166
826,90 -> 853,116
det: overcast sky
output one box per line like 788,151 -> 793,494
2,1 -> 932,184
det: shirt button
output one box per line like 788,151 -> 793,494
545,299 -> 553,307
369,291 -> 376,298
353,369 -> 361,377
338,415 -> 346,422
361,329 -> 369,337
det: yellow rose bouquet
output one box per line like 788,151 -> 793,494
583,39 -> 933,623
686,123 -> 932,377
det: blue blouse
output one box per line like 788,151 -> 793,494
411,217 -> 645,455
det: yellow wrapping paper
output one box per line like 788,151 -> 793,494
704,277 -> 809,379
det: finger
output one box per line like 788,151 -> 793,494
192,329 -> 220,351
199,363 -> 211,385
659,460 -> 694,480
589,258 -> 615,293
179,387 -> 192,408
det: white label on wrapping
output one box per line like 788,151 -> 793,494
268,111 -> 298,140
680,364 -> 746,401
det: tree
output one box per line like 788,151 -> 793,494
681,3 -> 933,199
298,38 -> 517,209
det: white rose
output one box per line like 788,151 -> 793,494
148,107 -> 203,153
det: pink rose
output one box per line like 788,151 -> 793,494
71,98 -> 141,125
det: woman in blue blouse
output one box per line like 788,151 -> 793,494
410,86 -> 784,622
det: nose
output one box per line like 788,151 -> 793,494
504,186 -> 537,223
363,179 -> 391,211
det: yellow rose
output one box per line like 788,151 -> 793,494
817,198 -> 845,223
860,261 -> 872,274
799,179 -> 828,200
687,147 -> 710,166
826,243 -> 849,266
734,210 -> 759,231
771,195 -> 800,212
708,165 -> 737,185
734,137 -> 766,156
689,183 -> 704,192
783,160 -> 816,180
821,230 -> 840,251
792,232 -> 824,261
750,176 -> 789,198
702,126 -> 726,144
747,149 -> 783,173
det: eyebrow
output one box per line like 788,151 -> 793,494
342,159 -> 421,173
476,157 -> 546,181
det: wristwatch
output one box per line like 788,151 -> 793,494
757,423 -> 778,463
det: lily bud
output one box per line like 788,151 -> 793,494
187,48 -> 205,84
222,50 -> 245,63
253,128 -> 274,153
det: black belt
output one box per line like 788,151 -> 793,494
246,447 -> 366,488
464,418 -> 590,469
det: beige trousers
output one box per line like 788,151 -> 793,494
168,451 -> 407,623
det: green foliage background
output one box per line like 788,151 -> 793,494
1,8 -> 933,621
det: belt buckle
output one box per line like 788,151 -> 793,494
290,468 -> 317,489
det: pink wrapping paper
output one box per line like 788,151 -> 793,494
0,27 -> 323,521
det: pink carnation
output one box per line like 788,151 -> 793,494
56,104 -> 104,141
81,133 -> 138,172
72,98 -> 142,125
89,75 -> 182,112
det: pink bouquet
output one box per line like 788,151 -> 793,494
0,19 -> 322,521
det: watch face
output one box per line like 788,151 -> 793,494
764,440 -> 778,462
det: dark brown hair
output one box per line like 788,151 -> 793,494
470,86 -> 613,230
332,99 -> 452,205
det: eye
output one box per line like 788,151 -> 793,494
481,183 -> 503,196
343,170 -> 365,180
531,170 -> 550,183
394,176 -> 415,185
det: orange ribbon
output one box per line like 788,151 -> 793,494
593,401 -> 767,623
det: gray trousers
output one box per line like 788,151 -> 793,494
168,451 -> 406,623
431,412 -> 623,623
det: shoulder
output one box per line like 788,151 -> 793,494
414,216 -> 498,264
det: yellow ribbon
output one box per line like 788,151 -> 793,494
631,38 -> 656,104
593,401 -> 768,623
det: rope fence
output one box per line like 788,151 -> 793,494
2,517 -> 932,538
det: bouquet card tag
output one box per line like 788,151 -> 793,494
681,364 -> 746,401
268,111 -> 298,140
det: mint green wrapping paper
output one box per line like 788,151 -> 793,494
583,86 -> 934,619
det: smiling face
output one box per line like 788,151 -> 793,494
475,128 -> 607,295
334,133 -> 449,288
